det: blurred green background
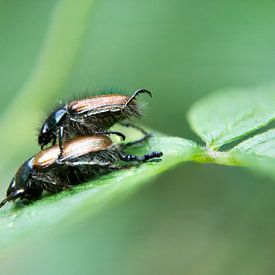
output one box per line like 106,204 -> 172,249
1,0 -> 275,274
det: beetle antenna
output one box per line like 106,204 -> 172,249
124,89 -> 152,108
0,197 -> 9,208
0,189 -> 25,209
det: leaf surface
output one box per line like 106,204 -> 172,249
188,85 -> 275,149
0,133 -> 200,249
231,129 -> 275,158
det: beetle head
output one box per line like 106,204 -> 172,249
0,158 -> 44,208
38,107 -> 67,148
4,177 -> 25,203
0,158 -> 34,208
38,122 -> 54,149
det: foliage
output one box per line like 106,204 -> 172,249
2,83 -> 275,250
1,2 -> 275,274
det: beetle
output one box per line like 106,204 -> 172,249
38,88 -> 152,155
0,135 -> 162,208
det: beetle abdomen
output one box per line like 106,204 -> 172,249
67,149 -> 120,182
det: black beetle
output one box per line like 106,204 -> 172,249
38,89 -> 152,155
0,134 -> 162,208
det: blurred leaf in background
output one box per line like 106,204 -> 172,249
2,0 -> 275,274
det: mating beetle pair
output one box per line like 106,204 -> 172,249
0,89 -> 163,208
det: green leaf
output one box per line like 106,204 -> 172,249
228,129 -> 275,180
231,128 -> 275,158
0,132 -> 200,249
230,151 -> 275,186
187,85 -> 275,149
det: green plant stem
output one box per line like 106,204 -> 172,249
0,0 -> 96,191
193,147 -> 242,166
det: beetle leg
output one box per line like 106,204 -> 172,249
119,151 -> 163,163
68,115 -> 126,141
52,136 -> 57,146
123,89 -> 152,108
57,126 -> 65,158
119,122 -> 152,147
95,130 -> 126,141
119,122 -> 148,135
